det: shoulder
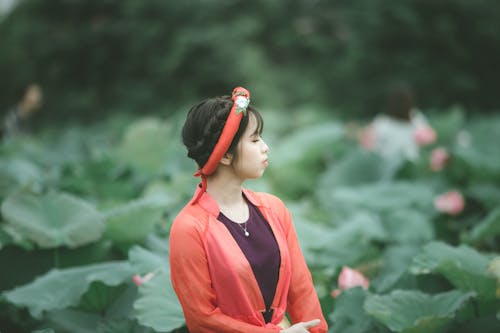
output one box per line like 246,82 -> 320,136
246,189 -> 287,210
245,189 -> 292,228
170,203 -> 209,241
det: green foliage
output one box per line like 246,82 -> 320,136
364,290 -> 476,333
3,261 -> 133,318
133,271 -> 185,332
410,242 -> 498,300
1,109 -> 500,332
129,246 -> 184,332
2,1 -> 500,124
329,288 -> 376,333
1,191 -> 105,248
103,196 -> 167,247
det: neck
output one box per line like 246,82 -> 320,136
206,171 -> 244,207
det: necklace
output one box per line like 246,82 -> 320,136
236,222 -> 250,237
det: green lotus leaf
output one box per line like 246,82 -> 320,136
46,308 -> 100,333
128,245 -> 167,274
410,241 -> 497,299
133,270 -> 184,332
372,245 -> 420,293
364,289 -> 475,333
114,117 -> 172,176
267,121 -> 344,199
128,246 -> 184,331
1,192 -> 105,248
463,207 -> 500,244
329,287 -> 375,333
453,116 -> 500,180
293,208 -> 385,268
0,157 -> 43,188
3,261 -> 133,318
382,209 -> 434,244
46,286 -> 148,333
322,182 -> 435,219
103,196 -> 166,245
319,150 -> 398,189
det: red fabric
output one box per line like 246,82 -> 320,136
192,87 -> 250,204
170,188 -> 328,333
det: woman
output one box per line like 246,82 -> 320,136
170,87 -> 328,333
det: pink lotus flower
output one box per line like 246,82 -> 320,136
133,272 -> 155,286
331,266 -> 370,298
434,190 -> 465,216
414,124 -> 437,146
358,126 -> 376,150
430,147 -> 449,171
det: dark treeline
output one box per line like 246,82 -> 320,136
0,0 -> 499,125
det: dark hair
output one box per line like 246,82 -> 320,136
181,95 -> 263,168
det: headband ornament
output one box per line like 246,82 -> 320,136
191,86 -> 251,204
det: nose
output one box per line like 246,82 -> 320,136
261,139 -> 269,153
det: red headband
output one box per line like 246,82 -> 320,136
191,86 -> 251,204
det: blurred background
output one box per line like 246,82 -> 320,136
1,1 -> 500,333
1,0 -> 500,125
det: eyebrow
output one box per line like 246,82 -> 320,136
250,131 -> 259,137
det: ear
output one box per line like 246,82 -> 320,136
220,152 -> 233,165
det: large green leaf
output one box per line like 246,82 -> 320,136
319,150 -> 398,189
129,247 -> 184,332
46,287 -> 150,333
0,157 -> 43,191
3,261 -> 133,318
267,121 -> 344,199
114,117 -> 173,176
1,192 -> 105,248
371,245 -> 420,293
46,309 -> 101,333
329,287 -> 375,333
292,207 -> 386,269
427,106 -> 465,145
104,196 -> 167,245
382,209 -> 434,244
462,207 -> 500,244
128,245 -> 167,274
321,182 -> 435,219
467,183 -> 500,211
453,116 -> 500,180
364,289 -> 475,333
410,242 -> 497,299
133,271 -> 185,332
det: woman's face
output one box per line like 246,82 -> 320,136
232,113 -> 269,180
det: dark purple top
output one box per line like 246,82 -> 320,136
218,197 -> 281,323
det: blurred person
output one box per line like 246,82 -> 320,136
169,86 -> 328,333
1,83 -> 43,139
357,83 -> 435,161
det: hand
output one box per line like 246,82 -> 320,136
280,319 -> 321,333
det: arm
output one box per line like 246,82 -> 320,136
279,203 -> 328,333
169,214 -> 281,333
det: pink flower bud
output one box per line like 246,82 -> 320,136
358,126 -> 376,150
434,190 -> 465,216
414,124 -> 437,146
132,272 -> 155,286
331,266 -> 370,298
430,147 -> 449,171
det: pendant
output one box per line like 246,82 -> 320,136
244,231 -> 250,237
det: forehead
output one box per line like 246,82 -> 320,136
243,113 -> 258,136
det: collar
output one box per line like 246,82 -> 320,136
188,185 -> 268,217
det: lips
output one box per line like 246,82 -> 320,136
263,159 -> 268,167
